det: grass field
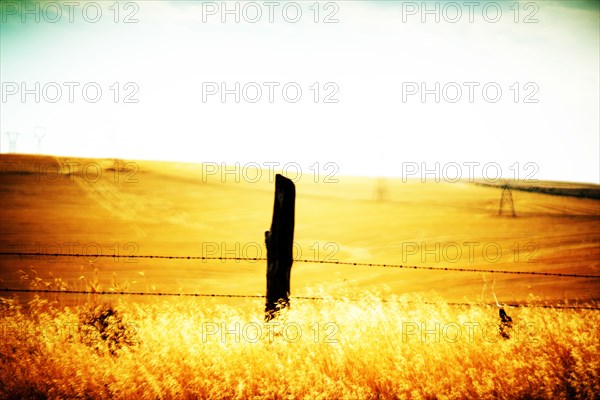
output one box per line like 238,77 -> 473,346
1,154 -> 599,399
1,291 -> 599,399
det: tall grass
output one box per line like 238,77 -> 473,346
1,282 -> 599,400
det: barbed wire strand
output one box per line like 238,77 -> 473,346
1,288 -> 598,310
1,252 -> 599,279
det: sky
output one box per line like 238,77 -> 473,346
1,0 -> 599,183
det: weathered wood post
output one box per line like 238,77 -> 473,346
265,174 -> 296,321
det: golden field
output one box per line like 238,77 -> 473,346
0,154 -> 599,399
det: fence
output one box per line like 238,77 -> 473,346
1,251 -> 599,310
2,252 -> 598,278
1,168 -> 599,312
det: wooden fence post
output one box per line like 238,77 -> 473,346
264,174 -> 296,321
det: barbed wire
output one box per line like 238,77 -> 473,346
0,287 -> 266,299
294,259 -> 600,279
1,251 -> 599,279
1,288 -> 599,310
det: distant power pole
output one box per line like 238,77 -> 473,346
375,178 -> 388,201
34,126 -> 46,153
5,132 -> 19,153
498,183 -> 516,217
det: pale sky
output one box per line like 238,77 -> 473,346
1,0 -> 598,183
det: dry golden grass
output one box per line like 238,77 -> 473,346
1,288 -> 599,399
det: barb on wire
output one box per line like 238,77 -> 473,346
0,287 -> 264,298
1,251 -> 599,279
0,288 -> 599,310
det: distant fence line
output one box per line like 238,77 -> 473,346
1,288 -> 599,310
1,251 -> 599,279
